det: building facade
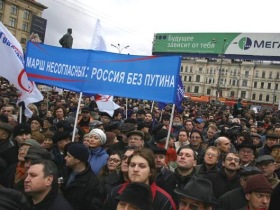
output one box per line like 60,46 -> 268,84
0,0 -> 47,51
181,57 -> 280,106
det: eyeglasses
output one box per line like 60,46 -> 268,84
205,152 -> 218,157
107,158 -> 121,163
225,157 -> 240,162
121,154 -> 132,161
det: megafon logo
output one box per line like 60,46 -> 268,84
238,37 -> 252,50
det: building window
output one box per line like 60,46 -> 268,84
267,83 -> 271,89
276,83 -> 279,90
199,67 -> 203,73
262,71 -> 265,78
266,95 -> 270,102
232,80 -> 236,86
241,91 -> 246,98
180,66 -> 183,72
22,22 -> 28,32
20,37 -> 26,44
260,82 -> 264,89
0,0 -> 3,10
259,94 -> 263,101
242,80 -> 248,87
188,76 -> 192,82
206,89 -> 211,95
255,70 -> 259,78
194,86 -> 199,93
190,66 -> 193,73
269,71 -> 272,79
245,71 -> 249,78
277,72 -> 280,79
230,91 -> 235,97
10,4 -> 18,15
24,10 -> 30,20
254,82 -> 257,88
184,76 -> 187,82
210,68 -> 213,74
9,17 -> 16,28
252,93 -> 256,100
187,86 -> 190,92
196,75 -> 200,82
185,66 -> 188,72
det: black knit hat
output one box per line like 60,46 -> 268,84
116,182 -> 153,210
67,143 -> 89,162
13,123 -> 31,137
155,129 -> 168,143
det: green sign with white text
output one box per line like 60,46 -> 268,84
153,33 -> 280,57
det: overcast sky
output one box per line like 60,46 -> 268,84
37,0 -> 278,56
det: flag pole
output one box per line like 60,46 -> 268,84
72,92 -> 83,142
126,98 -> 128,119
165,104 -> 175,149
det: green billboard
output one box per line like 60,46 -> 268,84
153,33 -> 280,57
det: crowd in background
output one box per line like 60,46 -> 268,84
0,80 -> 280,210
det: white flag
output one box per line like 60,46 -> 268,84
0,22 -> 43,117
95,95 -> 120,117
91,19 -> 107,51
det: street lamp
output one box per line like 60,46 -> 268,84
111,43 -> 129,54
213,38 -> 227,102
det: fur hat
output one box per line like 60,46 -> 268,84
116,182 -> 153,210
244,174 -> 273,194
89,128 -> 107,145
67,143 -> 89,162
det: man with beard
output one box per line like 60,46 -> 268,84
153,147 -> 177,199
203,152 -> 241,199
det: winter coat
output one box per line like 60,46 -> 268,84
103,182 -> 176,210
60,164 -> 102,210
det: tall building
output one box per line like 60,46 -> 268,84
0,0 -> 47,51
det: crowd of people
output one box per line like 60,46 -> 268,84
0,81 -> 280,210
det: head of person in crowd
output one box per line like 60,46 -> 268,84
257,121 -> 266,134
53,131 -> 71,152
270,144 -> 280,172
214,136 -> 232,154
65,143 -> 89,171
193,117 -> 205,132
1,104 -> 15,117
116,182 -> 153,210
184,119 -> 194,132
173,114 -> 183,127
204,146 -> 220,169
88,128 -> 107,149
13,123 -> 32,146
0,122 -> 13,142
0,187 -> 30,210
24,159 -> 59,203
176,129 -> 190,147
104,122 -> 121,137
274,125 -> 280,138
99,112 -> 112,126
121,146 -> 136,180
126,130 -> 144,148
112,108 -> 123,123
100,150 -> 122,177
222,152 -> 240,176
127,148 -> 156,185
154,128 -> 168,146
28,103 -> 39,117
174,176 -> 217,210
264,132 -> 278,149
80,107 -> 91,121
176,145 -> 197,176
250,125 -> 258,135
239,166 -> 261,190
56,120 -> 73,132
255,155 -> 276,181
251,133 -> 263,148
43,131 -> 54,150
28,116 -> 43,132
18,139 -> 40,163
206,124 -> 218,140
104,131 -> 118,150
236,130 -> 253,145
244,174 -> 273,210
118,122 -> 136,144
53,106 -> 67,121
137,121 -> 150,136
153,147 -> 167,170
161,113 -> 171,128
136,109 -> 146,122
89,120 -> 104,131
143,111 -> 153,124
236,140 -> 256,166
31,131 -> 45,145
43,117 -> 54,132
82,133 -> 90,148
189,129 -> 204,150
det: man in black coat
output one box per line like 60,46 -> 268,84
60,143 -> 102,210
